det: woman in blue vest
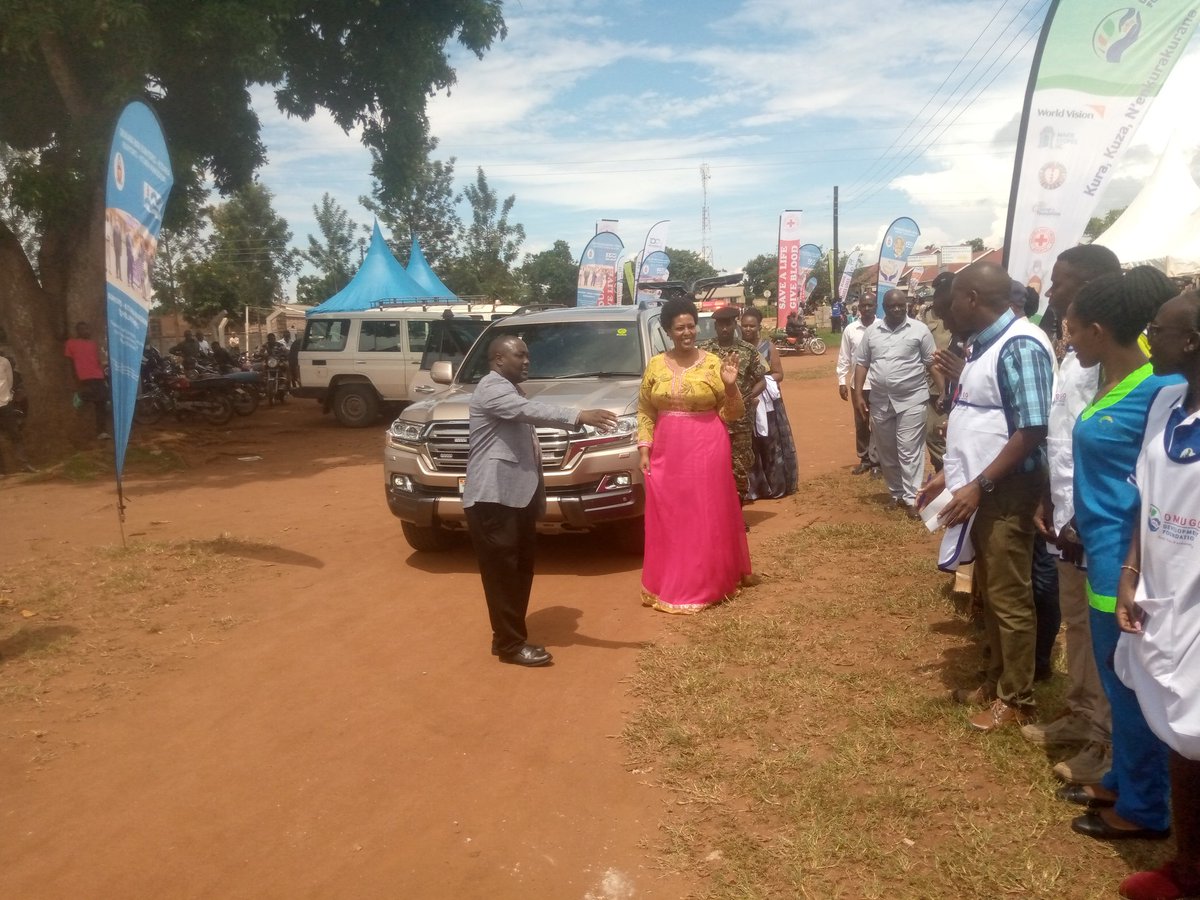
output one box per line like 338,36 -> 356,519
1060,267 -> 1183,841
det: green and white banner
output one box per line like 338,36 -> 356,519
1004,1 -> 1199,308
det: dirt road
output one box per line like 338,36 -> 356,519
0,352 -> 849,899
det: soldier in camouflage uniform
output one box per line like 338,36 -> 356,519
700,306 -> 767,502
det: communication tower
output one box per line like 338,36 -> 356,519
700,163 -> 713,265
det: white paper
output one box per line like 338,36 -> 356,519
920,488 -> 954,533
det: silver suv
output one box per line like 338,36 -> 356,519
384,304 -> 670,552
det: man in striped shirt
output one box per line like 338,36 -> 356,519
925,261 -> 1055,732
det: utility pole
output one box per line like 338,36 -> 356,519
831,185 -> 839,302
700,163 -> 713,266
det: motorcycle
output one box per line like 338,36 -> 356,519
252,346 -> 290,407
134,348 -> 236,426
194,357 -> 261,417
774,325 -> 827,356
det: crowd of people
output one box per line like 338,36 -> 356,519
909,247 -> 1198,900
5,238 -> 1197,897
460,245 -> 1197,899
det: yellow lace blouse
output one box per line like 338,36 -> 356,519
637,352 -> 746,445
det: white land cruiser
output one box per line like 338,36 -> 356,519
383,304 -> 673,552
293,307 -> 501,427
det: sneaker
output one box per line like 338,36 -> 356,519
969,699 -> 1033,732
1120,864 -> 1200,900
851,462 -> 871,475
951,685 -> 994,706
869,467 -> 881,479
1053,741 -> 1112,784
1021,710 -> 1091,746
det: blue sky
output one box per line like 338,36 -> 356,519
253,0 -> 1200,290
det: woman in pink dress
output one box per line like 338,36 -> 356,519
638,297 -> 753,613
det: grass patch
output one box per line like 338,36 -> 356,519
0,536 -> 257,711
51,445 -> 188,483
787,362 -> 838,382
624,470 -> 1167,898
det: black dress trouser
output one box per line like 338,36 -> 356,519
464,499 -> 538,654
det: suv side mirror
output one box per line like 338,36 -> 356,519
430,360 -> 455,384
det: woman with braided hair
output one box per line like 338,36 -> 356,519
1057,267 -> 1184,841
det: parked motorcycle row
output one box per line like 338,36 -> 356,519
133,345 -> 292,428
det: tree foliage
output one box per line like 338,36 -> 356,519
295,193 -> 365,306
663,246 -> 717,288
0,0 -> 507,452
966,237 -> 986,252
176,184 -> 297,324
1085,207 -> 1126,240
742,253 -> 778,301
361,133 -> 462,270
442,168 -> 525,301
519,240 -> 576,306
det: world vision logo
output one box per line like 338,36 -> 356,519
1093,8 -> 1143,62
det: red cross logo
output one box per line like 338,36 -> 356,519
1029,227 -> 1055,253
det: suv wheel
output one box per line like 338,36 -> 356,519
333,383 -> 380,428
401,520 -> 453,552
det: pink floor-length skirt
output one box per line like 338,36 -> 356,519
641,410 -> 752,613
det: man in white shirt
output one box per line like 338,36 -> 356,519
0,351 -> 35,475
836,299 -> 878,475
853,291 -> 939,513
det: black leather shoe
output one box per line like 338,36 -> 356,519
498,644 -> 553,667
1070,811 -> 1170,840
1056,785 -> 1115,808
851,462 -> 871,475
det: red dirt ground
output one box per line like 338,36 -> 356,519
0,351 -> 850,899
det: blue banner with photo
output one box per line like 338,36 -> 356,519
576,231 -> 625,307
797,243 -> 822,306
875,217 -> 920,314
105,101 -> 173,481
636,250 -> 671,303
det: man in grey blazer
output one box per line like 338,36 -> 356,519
465,335 -> 618,666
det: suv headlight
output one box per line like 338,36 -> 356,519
571,414 -> 637,447
388,419 -> 426,446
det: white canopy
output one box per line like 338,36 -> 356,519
1095,132 -> 1200,277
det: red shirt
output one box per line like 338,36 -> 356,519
64,338 -> 105,381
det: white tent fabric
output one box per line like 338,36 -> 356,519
1095,132 -> 1200,276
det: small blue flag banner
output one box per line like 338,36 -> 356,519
837,248 -> 864,302
797,244 -> 822,308
105,101 -> 173,480
637,251 -> 671,302
577,231 -> 625,307
875,217 -> 921,314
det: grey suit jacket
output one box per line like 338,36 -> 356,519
463,371 -> 579,512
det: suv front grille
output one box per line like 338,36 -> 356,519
425,422 -> 571,472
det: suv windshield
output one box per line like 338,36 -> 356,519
419,318 -> 488,371
458,319 -> 644,384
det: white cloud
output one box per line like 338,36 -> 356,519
243,0 -> 1200,283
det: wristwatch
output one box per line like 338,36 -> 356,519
975,474 -> 996,493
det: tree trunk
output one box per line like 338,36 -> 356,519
0,184 -> 109,460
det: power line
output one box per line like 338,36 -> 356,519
844,4 -> 1047,210
842,0 -> 1048,207
839,0 -> 1017,198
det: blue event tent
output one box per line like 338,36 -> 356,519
404,235 -> 457,300
307,223 -> 433,315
